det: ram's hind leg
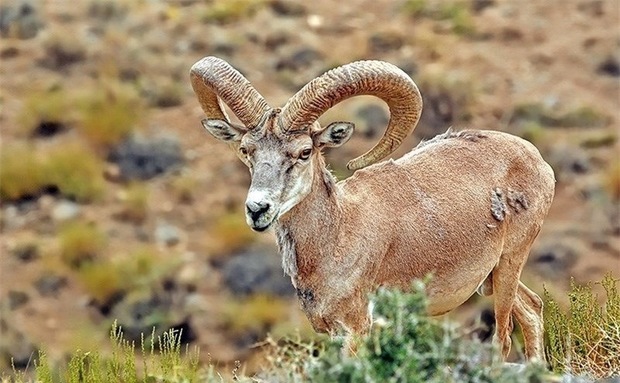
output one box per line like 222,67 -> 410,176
491,250 -> 526,360
513,281 -> 545,361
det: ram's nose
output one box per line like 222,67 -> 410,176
245,200 -> 271,221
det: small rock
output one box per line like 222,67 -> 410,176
51,200 -> 81,222
155,221 -> 181,247
546,145 -> 591,181
34,274 -> 68,297
597,55 -> 620,77
0,2 -> 43,39
31,121 -> 66,138
220,248 -> 295,297
108,134 -> 184,181
7,290 -> 29,310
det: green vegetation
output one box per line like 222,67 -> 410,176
200,0 -> 266,24
545,273 -> 620,380
77,81 -> 142,149
209,212 -> 258,255
401,0 -> 476,36
4,279 -> 619,382
43,141 -> 106,202
76,246 -> 177,306
58,222 -> 107,268
511,103 -> 610,128
0,140 -> 105,202
17,86 -> 73,137
223,294 -> 289,336
30,323 -> 203,383
0,144 -> 45,200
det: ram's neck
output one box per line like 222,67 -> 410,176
274,163 -> 341,284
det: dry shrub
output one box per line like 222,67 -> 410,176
604,159 -> 620,201
545,274 -> 620,379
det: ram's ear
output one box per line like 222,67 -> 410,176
313,121 -> 355,148
201,119 -> 245,142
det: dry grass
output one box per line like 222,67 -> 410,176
0,143 -> 44,200
76,80 -> 143,149
545,274 -> 620,380
209,212 -> 258,255
200,0 -> 267,24
17,86 -> 73,137
117,182 -> 150,224
58,222 -> 107,268
43,140 -> 106,202
0,140 -> 105,202
223,294 -> 290,335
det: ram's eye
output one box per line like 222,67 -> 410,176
240,147 -> 248,156
299,148 -> 312,160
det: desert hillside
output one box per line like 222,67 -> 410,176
0,0 -> 618,374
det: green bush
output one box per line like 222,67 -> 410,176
545,273 -> 620,379
258,282 -> 548,382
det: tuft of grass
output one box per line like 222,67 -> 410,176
209,212 -> 258,255
43,141 -> 106,202
0,143 -> 44,200
17,86 -> 73,137
0,140 -> 105,202
75,245 -> 177,308
401,0 -> 476,36
223,294 -> 290,335
58,222 -> 107,268
76,260 -> 128,306
438,3 -> 476,36
200,0 -> 266,24
76,80 -> 143,149
545,273 -> 620,380
27,322 -> 204,383
117,182 -> 149,224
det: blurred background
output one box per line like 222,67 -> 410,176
0,0 -> 618,375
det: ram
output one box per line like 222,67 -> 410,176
190,57 -> 555,361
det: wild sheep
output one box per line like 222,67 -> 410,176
190,56 -> 555,361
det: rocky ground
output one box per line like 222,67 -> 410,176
0,0 -> 618,375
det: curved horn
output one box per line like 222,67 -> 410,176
279,60 -> 422,170
190,56 -> 270,128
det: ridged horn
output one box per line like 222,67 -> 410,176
190,56 -> 270,128
279,60 -> 422,170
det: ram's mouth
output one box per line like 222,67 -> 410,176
247,213 -> 276,232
